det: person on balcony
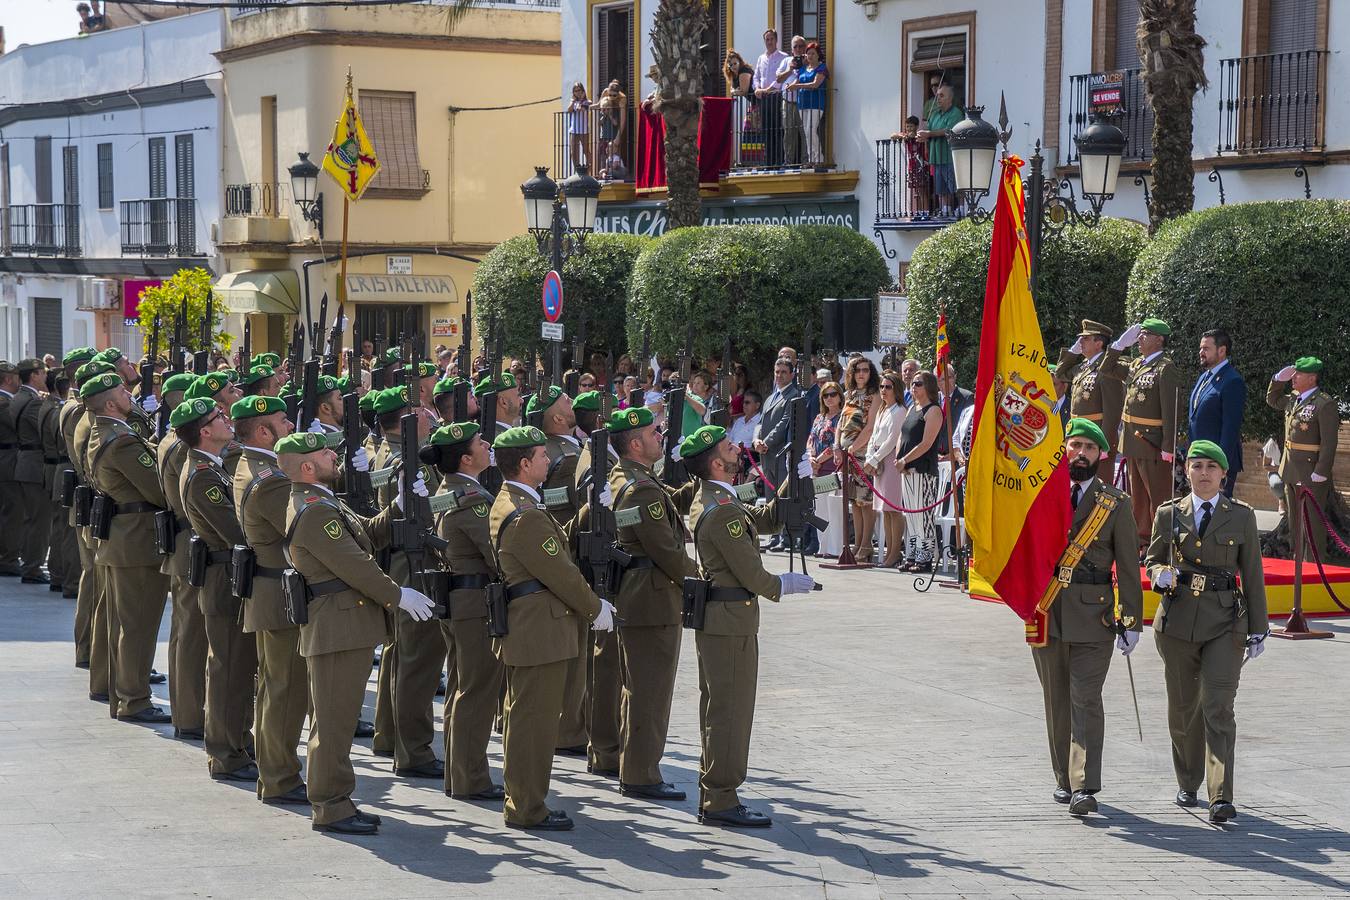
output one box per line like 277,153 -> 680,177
775,35 -> 808,167
786,43 -> 828,167
596,81 -> 628,174
918,85 -> 962,217
565,82 -> 592,175
890,116 -> 930,219
725,50 -> 757,167
752,29 -> 789,167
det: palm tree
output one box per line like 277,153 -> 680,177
649,0 -> 707,229
1137,0 -> 1208,234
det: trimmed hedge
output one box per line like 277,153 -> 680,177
471,233 -> 650,358
1127,200 -> 1350,440
906,217 -> 1147,379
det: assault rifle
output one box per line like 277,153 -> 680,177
709,337 -> 732,429
563,321 -> 586,397
775,395 -> 828,574
239,319 -> 252,381
456,291 -> 473,381
170,297 -> 186,374
283,320 -> 305,424
661,325 -> 693,487
389,412 -> 449,612
193,289 -> 213,375
340,353 -> 375,515
323,301 -> 344,377
139,315 -> 159,407
576,423 -> 631,603
478,317 -> 502,495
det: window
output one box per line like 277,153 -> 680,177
63,146 -> 79,205
1113,0 -> 1140,69
34,137 -> 52,204
97,143 -> 113,208
1268,0 -> 1319,52
781,0 -> 827,50
33,298 -> 63,360
358,90 -> 425,196
595,4 -> 634,96
910,34 -> 968,112
148,137 -> 167,198
900,13 -> 976,127
700,0 -> 728,98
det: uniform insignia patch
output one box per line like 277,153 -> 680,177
138,452 -> 155,468
542,536 -> 560,557
647,502 -> 665,520
473,503 -> 488,517
716,496 -> 732,505
324,520 -> 344,540
196,463 -> 210,470
727,520 -> 744,539
205,485 -> 225,504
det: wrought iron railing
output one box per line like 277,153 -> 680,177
873,139 -> 967,226
6,203 -> 81,256
1066,68 -> 1153,163
1218,50 -> 1326,154
729,92 -> 833,172
553,103 -> 636,183
120,198 -> 201,257
224,182 -> 288,217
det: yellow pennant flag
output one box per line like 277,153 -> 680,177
323,74 -> 381,202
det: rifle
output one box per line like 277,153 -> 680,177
139,315 -> 159,405
775,395 -> 828,574
239,319 -> 252,380
284,319 -> 305,424
340,367 -> 375,515
389,412 -> 449,612
478,323 -> 502,495
576,423 -> 632,604
456,291 -> 473,380
661,330 -> 689,487
452,380 -> 471,424
564,320 -> 586,397
312,294 -> 328,363
193,288 -> 212,375
323,302 -> 344,377
709,337 -> 733,429
296,357 -> 320,430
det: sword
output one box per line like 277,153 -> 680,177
1125,653 -> 1143,742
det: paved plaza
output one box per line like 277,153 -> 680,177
3,561 -> 1350,898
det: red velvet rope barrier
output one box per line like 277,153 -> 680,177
1297,486 -> 1350,614
846,455 -> 956,514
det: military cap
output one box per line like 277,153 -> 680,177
252,352 -> 281,369
16,358 -> 43,375
275,432 -> 328,455
606,406 -> 653,433
433,376 -> 467,398
1295,356 -> 1324,374
184,371 -> 231,401
1140,317 -> 1171,336
0,361 -> 14,375
62,347 -> 98,366
371,385 -> 411,415
379,348 -> 402,365
525,385 -> 564,416
74,360 -> 115,386
311,374 -> 341,397
1187,439 -> 1229,470
241,365 -> 275,387
358,391 -> 377,412
93,347 -> 125,364
474,371 -> 517,395
429,421 -> 480,446
679,424 -> 727,459
336,375 -> 354,394
230,395 -> 286,420
220,369 -> 240,384
1065,417 -> 1109,451
170,398 -> 216,428
405,361 -> 438,380
78,372 -> 124,400
1076,319 -> 1112,339
162,372 -> 197,396
492,425 -> 546,450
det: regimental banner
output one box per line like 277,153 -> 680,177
594,197 -> 859,237
323,74 -> 381,202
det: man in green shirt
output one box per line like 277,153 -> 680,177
919,85 -> 963,217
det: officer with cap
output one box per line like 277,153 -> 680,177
680,424 -> 816,827
1267,357 -> 1340,560
1058,320 -> 1129,480
1146,439 -> 1268,824
241,365 -> 281,398
432,377 -> 477,426
93,348 -> 156,441
174,397 -> 258,782
0,359 -> 23,576
13,358 -> 52,582
1114,319 -> 1184,549
490,425 -> 613,831
279,430 -> 435,834
1033,418 -> 1142,817
185,372 -> 245,475
84,372 -> 171,723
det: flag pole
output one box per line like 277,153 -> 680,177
937,304 -> 966,590
337,67 -> 354,362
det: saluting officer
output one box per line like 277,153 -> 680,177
489,425 -> 612,831
1057,320 -> 1129,480
680,424 -> 816,827
1267,357 -> 1340,560
278,431 -> 435,835
13,358 -> 51,583
1114,319 -> 1184,549
1032,419 -> 1142,817
1146,440 -> 1269,824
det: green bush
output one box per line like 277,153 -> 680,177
136,267 -> 231,358
1127,199 -> 1350,440
907,217 -> 1147,379
627,224 -> 891,380
471,233 -> 650,359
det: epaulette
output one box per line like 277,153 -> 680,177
195,462 -> 210,471
1100,483 -> 1128,502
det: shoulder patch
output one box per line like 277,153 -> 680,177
304,495 -> 319,503
541,535 -> 560,557
473,503 -> 489,518
205,485 -> 225,505
726,519 -> 745,539
716,496 -> 733,506
323,519 -> 344,540
138,452 -> 155,468
646,501 -> 665,520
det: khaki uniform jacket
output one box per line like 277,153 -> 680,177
13,385 -> 45,484
1051,479 -> 1144,643
609,457 -> 697,627
88,417 -> 165,568
433,472 -> 497,621
1145,494 -> 1269,643
1266,381 -> 1340,485
0,390 -> 17,480
489,482 -> 601,668
233,448 -> 294,633
1058,346 -> 1128,447
541,433 -> 583,526
180,448 -> 246,618
1119,353 -> 1184,458
127,402 -> 155,442
286,483 -> 401,658
39,395 -> 64,500
157,437 -> 191,577
64,402 -> 92,528
688,480 -> 784,636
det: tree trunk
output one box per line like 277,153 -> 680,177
1138,0 -> 1208,234
650,0 -> 707,230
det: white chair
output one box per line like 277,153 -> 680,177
933,461 -> 960,575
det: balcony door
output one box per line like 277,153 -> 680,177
34,137 -> 53,253
62,146 -> 79,254
175,134 -> 196,254
781,0 -> 827,52
700,0 -> 728,99
148,136 -> 169,252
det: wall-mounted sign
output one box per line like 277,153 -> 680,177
123,278 -> 162,322
344,274 -> 456,302
877,293 -> 908,346
594,196 -> 860,237
432,317 -> 455,337
387,255 -> 413,275
1089,71 -> 1124,115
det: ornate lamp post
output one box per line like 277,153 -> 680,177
287,151 -> 324,238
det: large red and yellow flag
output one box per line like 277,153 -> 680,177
966,157 -> 1070,626
935,313 -> 951,369
323,73 -> 381,202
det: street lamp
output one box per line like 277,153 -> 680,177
1074,113 -> 1127,216
947,105 -> 1000,222
288,151 -> 324,238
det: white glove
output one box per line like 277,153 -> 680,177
598,480 -> 613,508
1069,336 -> 1085,356
307,418 -> 325,433
670,443 -> 683,462
1116,630 -> 1140,656
395,471 -> 429,511
1110,323 -> 1142,351
351,446 -> 370,472
778,572 -> 816,595
592,598 -> 616,632
398,586 -> 435,622
1245,631 -> 1268,661
1311,472 -> 1328,483
141,393 -> 160,413
1153,567 -> 1176,590
1275,365 -> 1296,382
797,452 -> 812,478
489,449 -> 496,466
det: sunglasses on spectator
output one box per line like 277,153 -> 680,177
822,391 -> 840,399
911,380 -> 925,387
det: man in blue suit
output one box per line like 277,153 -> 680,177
1188,328 -> 1246,497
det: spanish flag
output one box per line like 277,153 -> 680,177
935,313 -> 950,369
323,73 -> 381,202
966,157 -> 1070,628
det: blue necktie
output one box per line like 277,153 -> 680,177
1192,371 -> 1212,408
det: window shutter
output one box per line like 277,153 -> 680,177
175,134 -> 195,198
148,137 -> 167,198
358,90 -> 424,195
35,137 -> 52,205
33,298 -> 63,360
817,0 -> 828,54
97,143 -> 113,209
1114,0 -> 1141,69
781,0 -> 795,51
910,35 -> 967,72
597,10 -> 610,90
1268,0 -> 1319,53
63,146 -> 79,205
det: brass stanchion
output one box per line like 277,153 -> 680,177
1272,485 -> 1332,640
821,452 -> 873,570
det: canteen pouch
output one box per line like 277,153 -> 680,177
74,483 -> 93,526
154,509 -> 177,557
89,493 -> 114,540
681,577 -> 711,631
282,568 -> 310,626
485,581 -> 509,637
60,469 -> 77,508
231,545 -> 257,600
419,571 -> 451,619
187,535 -> 209,588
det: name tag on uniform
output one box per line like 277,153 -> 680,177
614,506 -> 642,528
542,487 -> 571,508
734,482 -> 758,503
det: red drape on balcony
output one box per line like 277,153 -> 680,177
635,97 -> 735,193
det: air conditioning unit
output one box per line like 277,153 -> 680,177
76,278 -> 120,311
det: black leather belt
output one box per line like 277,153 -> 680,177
1178,570 -> 1237,592
709,586 -> 754,603
450,573 -> 491,590
506,578 -> 547,601
114,501 -> 163,516
255,565 -> 287,579
18,443 -> 39,451
625,556 -> 654,570
1070,570 -> 1114,585
308,576 -> 355,597
205,549 -> 232,565
44,456 -> 61,464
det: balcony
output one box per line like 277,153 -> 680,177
873,139 -> 967,230
553,103 -> 636,184
120,198 -> 202,257
224,182 -> 288,217
5,204 -> 81,257
727,93 -> 834,174
1218,50 -> 1326,155
1066,68 -> 1152,164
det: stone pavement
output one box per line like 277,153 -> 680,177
3,561 -> 1350,898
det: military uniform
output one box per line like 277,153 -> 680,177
1058,321 -> 1128,480
40,390 -> 75,594
579,441 -> 624,777
12,370 -> 51,581
0,374 -> 23,575
63,386 -> 102,675
1266,364 -> 1339,560
541,429 -> 589,753
1119,338 -> 1184,547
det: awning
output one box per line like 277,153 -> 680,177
214,270 -> 301,315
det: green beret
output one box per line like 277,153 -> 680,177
184,372 -> 230,401
275,432 -> 328,455
1187,439 -> 1229,470
1064,417 -> 1108,451
358,392 -> 377,412
433,376 -> 466,398
220,369 -> 240,384
525,385 -> 564,416
93,348 -> 124,364
312,374 -> 341,397
379,348 -> 402,365
230,395 -> 286,420
429,421 -> 481,447
405,361 -> 438,379
252,353 -> 281,369
606,406 -> 653,432
170,398 -> 216,428
475,372 -> 517,395
62,347 -> 98,366
74,360 -> 115,386
161,372 -> 197,396
241,365 -> 275,387
78,372 -> 123,400
572,390 -> 602,412
336,375 -> 354,394
492,425 -> 546,450
1295,356 -> 1324,374
679,424 -> 727,459
371,385 -> 411,415
1140,317 -> 1171,336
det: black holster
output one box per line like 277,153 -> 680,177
681,577 -> 711,631
61,469 -> 77,508
283,568 -> 309,626
73,483 -> 93,526
187,535 -> 209,587
154,509 -> 178,557
89,493 -> 114,540
231,545 -> 257,599
419,571 -> 451,619
485,581 -> 509,637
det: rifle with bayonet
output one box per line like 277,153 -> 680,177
456,291 -> 473,382
193,289 -> 213,375
775,394 -> 829,575
139,315 -> 159,407
709,337 -> 732,429
576,416 -> 632,604
478,316 -> 503,496
239,320 -> 252,381
323,303 -> 344,377
283,320 -> 304,424
390,412 -> 450,615
564,321 -> 586,397
660,326 -> 692,488
340,349 -> 375,515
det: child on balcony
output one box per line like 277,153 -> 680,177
891,116 -> 930,220
566,82 -> 592,174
